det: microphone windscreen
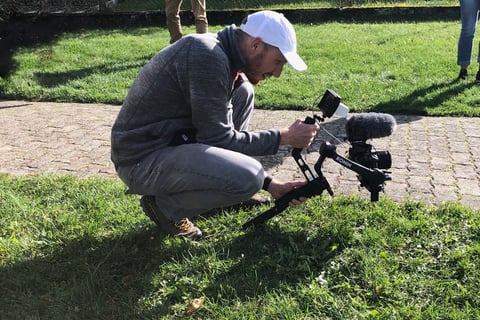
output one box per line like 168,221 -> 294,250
346,112 -> 396,141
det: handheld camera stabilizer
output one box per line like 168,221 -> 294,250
242,89 -> 394,229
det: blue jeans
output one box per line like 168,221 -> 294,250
457,0 -> 480,66
117,78 -> 264,221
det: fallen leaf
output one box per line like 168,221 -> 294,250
184,296 -> 205,315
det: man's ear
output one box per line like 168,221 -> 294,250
251,37 -> 263,52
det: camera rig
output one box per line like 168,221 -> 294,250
242,89 -> 393,229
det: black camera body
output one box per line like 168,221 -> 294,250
348,142 -> 392,170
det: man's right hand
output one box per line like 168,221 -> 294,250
279,119 -> 319,148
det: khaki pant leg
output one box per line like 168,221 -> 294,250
190,0 -> 208,34
165,0 -> 183,43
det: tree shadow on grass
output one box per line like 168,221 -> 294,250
207,222 -> 348,297
368,79 -> 478,117
0,14 -> 165,77
0,215 -> 349,319
139,219 -> 351,318
32,56 -> 151,88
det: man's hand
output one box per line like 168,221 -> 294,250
279,119 -> 319,148
266,178 -> 308,208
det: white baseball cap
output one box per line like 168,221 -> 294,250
240,10 -> 307,71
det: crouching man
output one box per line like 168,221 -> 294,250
111,11 -> 319,239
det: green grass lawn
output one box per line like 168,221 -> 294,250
2,17 -> 480,319
1,174 -> 479,319
2,21 -> 479,116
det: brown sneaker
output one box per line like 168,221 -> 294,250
140,195 -> 202,240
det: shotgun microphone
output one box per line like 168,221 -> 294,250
346,112 -> 397,142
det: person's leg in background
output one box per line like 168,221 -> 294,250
166,0 -> 183,44
190,0 -> 208,34
457,0 -> 480,80
476,1 -> 480,82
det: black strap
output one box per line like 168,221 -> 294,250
262,176 -> 272,191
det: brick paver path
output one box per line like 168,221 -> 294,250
1,100 -> 479,209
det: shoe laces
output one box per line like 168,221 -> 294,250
173,218 -> 194,231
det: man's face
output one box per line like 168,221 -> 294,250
241,42 -> 287,85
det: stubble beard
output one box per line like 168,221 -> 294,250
241,52 -> 266,85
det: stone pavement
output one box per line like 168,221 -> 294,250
1,99 -> 479,209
